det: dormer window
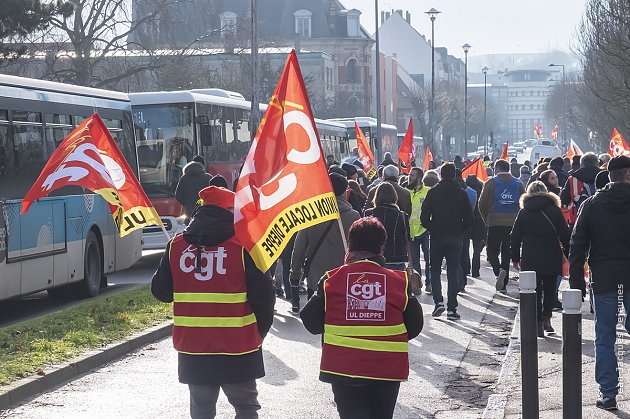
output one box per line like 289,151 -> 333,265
294,9 -> 312,38
347,9 -> 361,37
220,12 -> 237,39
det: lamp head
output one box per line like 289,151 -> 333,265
482,66 -> 489,74
425,8 -> 441,20
462,43 -> 471,53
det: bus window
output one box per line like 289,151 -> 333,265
11,111 -> 51,198
44,113 -> 73,147
235,108 -> 251,161
0,123 -> 11,198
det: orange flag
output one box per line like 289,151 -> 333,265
461,157 -> 489,182
397,119 -> 415,174
500,142 -> 509,160
355,123 -> 377,180
21,113 -> 162,237
609,128 -> 630,157
566,139 -> 583,160
422,146 -> 433,171
234,50 -> 339,272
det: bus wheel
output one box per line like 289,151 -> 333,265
80,231 -> 103,298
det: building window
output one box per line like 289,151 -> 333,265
326,67 -> 333,90
294,9 -> 312,38
524,73 -> 531,81
347,58 -> 359,84
522,105 -> 525,110
220,12 -> 237,39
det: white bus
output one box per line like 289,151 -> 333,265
329,117 -> 399,164
130,90 -> 350,250
0,75 -> 142,301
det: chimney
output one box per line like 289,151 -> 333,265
406,11 -> 411,24
328,0 -> 336,30
381,11 -> 386,24
395,9 -> 403,17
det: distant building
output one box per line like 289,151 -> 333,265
130,0 -> 375,116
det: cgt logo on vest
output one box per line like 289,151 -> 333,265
345,272 -> 387,321
179,245 -> 227,281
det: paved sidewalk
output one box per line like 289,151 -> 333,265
488,281 -> 630,418
1,262 -> 518,419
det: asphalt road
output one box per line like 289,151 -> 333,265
0,250 -> 164,328
1,259 -> 519,419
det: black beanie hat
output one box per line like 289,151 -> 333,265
341,163 -> 358,177
329,172 -> 349,196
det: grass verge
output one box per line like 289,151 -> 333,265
0,285 -> 172,387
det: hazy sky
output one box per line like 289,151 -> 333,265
341,0 -> 588,58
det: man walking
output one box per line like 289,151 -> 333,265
175,155 -> 212,218
479,159 -> 525,292
152,186 -> 275,419
364,165 -> 412,215
569,155 -> 630,411
421,163 -> 473,320
407,167 -> 431,293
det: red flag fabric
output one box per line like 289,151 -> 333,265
233,50 -> 339,272
500,142 -> 509,160
21,113 -> 162,237
355,123 -> 377,180
422,147 -> 433,171
566,139 -> 583,160
534,124 -> 544,139
551,125 -> 559,141
461,157 -> 489,182
397,119 -> 415,174
609,128 -> 630,157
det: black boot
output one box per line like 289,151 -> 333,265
543,317 -> 555,333
537,321 -> 545,338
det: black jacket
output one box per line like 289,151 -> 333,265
299,254 -> 424,385
560,166 -> 599,207
420,179 -> 474,237
365,204 -> 409,263
569,182 -> 630,295
151,205 -> 276,385
175,162 -> 212,217
510,192 -> 570,276
466,175 -> 487,242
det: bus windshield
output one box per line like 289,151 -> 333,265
133,104 -> 195,198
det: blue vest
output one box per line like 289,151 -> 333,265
491,176 -> 520,214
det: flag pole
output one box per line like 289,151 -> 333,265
336,215 -> 348,253
160,224 -> 171,243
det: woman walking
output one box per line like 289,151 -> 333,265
510,181 -> 570,337
540,169 -> 561,195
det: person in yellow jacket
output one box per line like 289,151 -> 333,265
407,167 -> 431,293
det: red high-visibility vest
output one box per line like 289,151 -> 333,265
168,234 -> 262,355
321,260 -> 409,381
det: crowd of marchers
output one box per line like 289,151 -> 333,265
149,149 -> 629,418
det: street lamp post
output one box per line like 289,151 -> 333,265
482,66 -> 488,157
374,0 -> 382,160
425,8 -> 440,157
250,0 -> 260,141
462,43 -> 471,160
549,63 -> 566,148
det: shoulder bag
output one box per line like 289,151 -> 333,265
540,210 -> 569,277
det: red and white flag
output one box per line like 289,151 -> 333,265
551,125 -> 559,141
355,123 -> 377,180
234,50 -> 339,272
500,142 -> 509,161
422,146 -> 433,171
397,119 -> 415,175
609,128 -> 630,157
21,114 -> 162,237
534,124 -> 544,139
566,140 -> 583,160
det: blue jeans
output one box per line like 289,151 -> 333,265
410,232 -> 430,283
593,288 -> 630,397
429,235 -> 463,312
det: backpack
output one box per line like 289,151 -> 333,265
491,176 -> 521,214
567,176 -> 595,225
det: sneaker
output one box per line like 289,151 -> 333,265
596,396 -> 617,411
495,269 -> 507,291
447,311 -> 461,321
432,303 -> 445,317
425,285 -> 432,295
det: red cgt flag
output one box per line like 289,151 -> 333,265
500,142 -> 509,160
21,114 -> 162,237
566,139 -> 583,160
551,125 -> 559,141
397,119 -> 415,174
355,123 -> 377,180
234,50 -> 339,272
422,146 -> 433,171
609,128 -> 630,157
461,157 -> 488,182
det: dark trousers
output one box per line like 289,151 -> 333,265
471,239 -> 485,277
189,380 -> 260,419
331,381 -> 401,419
487,226 -> 512,277
410,232 -> 430,283
429,235 -> 463,312
458,238 -> 471,290
537,273 -> 558,320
